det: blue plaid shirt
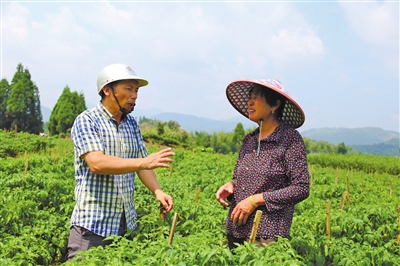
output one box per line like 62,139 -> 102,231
70,102 -> 148,237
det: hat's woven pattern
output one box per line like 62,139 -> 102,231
226,80 -> 305,128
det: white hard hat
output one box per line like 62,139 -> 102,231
96,63 -> 149,94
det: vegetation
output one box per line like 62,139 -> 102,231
351,138 -> 400,156
48,86 -> 86,136
139,116 -> 351,155
1,63 -> 43,134
0,131 -> 398,265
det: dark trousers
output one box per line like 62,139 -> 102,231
227,234 -> 276,249
67,212 -> 127,261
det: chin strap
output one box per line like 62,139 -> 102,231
256,119 -> 263,157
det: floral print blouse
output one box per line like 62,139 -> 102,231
226,123 -> 310,239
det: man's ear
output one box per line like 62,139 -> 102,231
102,85 -> 111,96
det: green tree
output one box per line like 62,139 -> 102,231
157,122 -> 165,135
0,78 -> 11,129
7,63 -> 43,134
167,120 -> 180,131
337,142 -> 347,154
48,86 -> 86,136
232,122 -> 245,152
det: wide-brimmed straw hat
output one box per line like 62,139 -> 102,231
226,79 -> 305,128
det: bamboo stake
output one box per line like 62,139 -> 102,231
167,213 -> 179,245
24,150 -> 27,159
326,200 -> 331,244
248,210 -> 263,243
194,187 -> 201,204
24,160 -> 29,176
389,178 -> 392,196
340,191 -> 347,211
310,165 -> 314,186
160,204 -> 166,222
345,175 -> 351,206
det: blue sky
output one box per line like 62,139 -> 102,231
1,0 -> 399,132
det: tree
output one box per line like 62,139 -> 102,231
337,142 -> 347,154
232,123 -> 245,143
48,86 -> 86,136
157,122 -> 165,135
0,78 -> 11,129
167,120 -> 180,131
7,63 -> 43,133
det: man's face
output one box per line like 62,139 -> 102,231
112,79 -> 139,111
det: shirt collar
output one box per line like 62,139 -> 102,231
97,101 -> 128,123
250,122 -> 285,142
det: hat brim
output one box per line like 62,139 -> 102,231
226,79 -> 305,128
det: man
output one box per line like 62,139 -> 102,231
67,63 -> 174,260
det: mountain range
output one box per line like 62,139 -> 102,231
41,106 -> 399,156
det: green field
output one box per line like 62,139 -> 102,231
0,133 -> 399,265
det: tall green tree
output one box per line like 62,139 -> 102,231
7,63 -> 43,133
48,86 -> 86,136
0,78 -> 11,129
232,122 -> 245,152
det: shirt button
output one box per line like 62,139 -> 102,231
246,167 -> 249,171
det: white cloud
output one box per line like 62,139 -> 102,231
339,1 -> 399,74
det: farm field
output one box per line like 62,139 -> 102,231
0,132 -> 399,265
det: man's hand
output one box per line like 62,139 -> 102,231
155,189 -> 173,213
142,148 -> 175,170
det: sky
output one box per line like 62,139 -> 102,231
1,0 -> 399,133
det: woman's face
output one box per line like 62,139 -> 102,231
248,90 -> 273,123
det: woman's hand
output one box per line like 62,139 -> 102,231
216,182 -> 234,207
231,197 -> 256,226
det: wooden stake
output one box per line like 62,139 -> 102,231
194,187 -> 201,204
24,160 -> 29,176
160,205 -> 166,222
167,213 -> 179,245
345,175 -> 351,206
24,150 -> 27,159
389,178 -> 392,196
326,200 -> 331,244
248,210 -> 263,243
340,191 -> 347,211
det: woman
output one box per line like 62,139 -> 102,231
216,79 -> 310,249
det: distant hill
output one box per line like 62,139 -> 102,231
301,127 -> 399,145
301,127 -> 399,156
350,138 -> 399,156
41,105 -> 52,122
